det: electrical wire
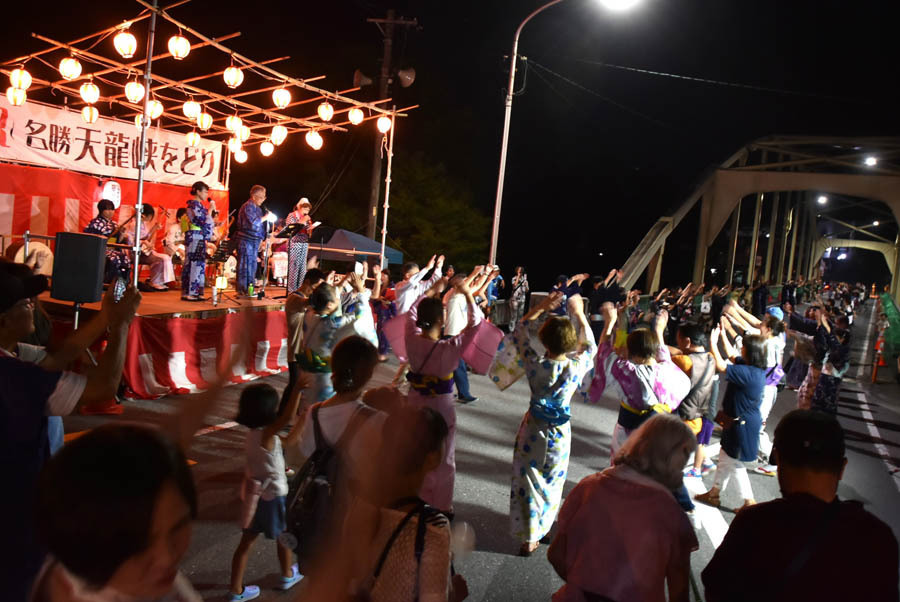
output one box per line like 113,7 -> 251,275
528,59 -> 686,133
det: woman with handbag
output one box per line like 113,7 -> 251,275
694,327 -> 768,512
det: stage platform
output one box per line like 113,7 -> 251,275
39,287 -> 291,400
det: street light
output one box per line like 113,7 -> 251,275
864,156 -> 878,167
817,195 -> 828,205
489,0 -> 641,264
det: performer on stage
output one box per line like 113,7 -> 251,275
285,197 -> 318,293
120,204 -> 175,291
83,199 -> 132,283
182,181 -> 216,301
164,208 -> 187,261
235,185 -> 267,296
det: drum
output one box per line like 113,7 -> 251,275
5,240 -> 54,276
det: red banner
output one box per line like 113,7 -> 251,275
123,308 -> 288,399
0,161 -> 228,249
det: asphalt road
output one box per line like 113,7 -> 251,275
64,301 -> 900,601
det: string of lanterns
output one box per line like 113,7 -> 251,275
4,26 -> 395,164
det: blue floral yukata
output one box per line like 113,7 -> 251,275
510,320 -> 596,544
84,215 -> 132,282
235,200 -> 266,295
182,199 -> 214,298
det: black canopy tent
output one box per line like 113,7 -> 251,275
308,226 -> 403,265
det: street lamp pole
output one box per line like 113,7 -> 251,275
489,0 -> 564,266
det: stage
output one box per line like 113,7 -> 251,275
39,287 -> 291,399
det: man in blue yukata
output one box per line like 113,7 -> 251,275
235,184 -> 267,296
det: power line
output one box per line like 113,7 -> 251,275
528,59 -> 686,133
552,56 -> 876,105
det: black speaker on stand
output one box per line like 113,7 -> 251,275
51,232 -> 107,329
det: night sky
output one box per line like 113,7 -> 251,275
3,0 -> 898,289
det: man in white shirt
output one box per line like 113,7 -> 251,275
444,277 -> 478,403
395,254 -> 444,314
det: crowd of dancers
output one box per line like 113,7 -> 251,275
2,243 -> 898,601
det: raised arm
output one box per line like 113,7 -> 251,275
598,301 -> 617,347
370,264 -> 383,300
708,327 -> 728,373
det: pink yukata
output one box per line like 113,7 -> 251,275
404,294 -> 481,513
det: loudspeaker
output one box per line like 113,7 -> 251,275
51,232 -> 107,303
353,69 -> 373,87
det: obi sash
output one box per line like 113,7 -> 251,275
406,371 -> 454,396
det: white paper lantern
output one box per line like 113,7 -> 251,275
223,65 -> 244,88
226,115 -> 242,133
272,87 -> 291,109
81,105 -> 99,124
271,124 -> 287,146
182,100 -> 201,119
260,140 -> 274,156
317,101 -> 334,122
228,136 -> 242,153
80,80 -> 100,105
185,131 -> 201,147
6,86 -> 26,106
377,115 -> 392,133
59,57 -> 82,81
233,148 -> 248,164
168,34 -> 191,60
114,30 -> 137,59
305,130 -> 323,150
348,107 -> 364,125
196,112 -> 213,130
9,68 -> 32,91
239,124 -> 251,142
134,114 -> 146,129
148,99 -> 164,120
124,80 -> 145,104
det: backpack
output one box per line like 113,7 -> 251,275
281,403 -> 376,573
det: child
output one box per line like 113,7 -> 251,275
297,272 -> 370,410
510,291 -> 596,556
229,383 -> 304,601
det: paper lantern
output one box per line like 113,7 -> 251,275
81,105 -> 99,124
185,131 -> 201,147
196,112 -> 213,130
124,80 -> 145,104
182,100 -> 201,119
148,99 -> 164,120
59,57 -> 82,81
260,140 -> 274,156
305,130 -> 323,150
272,87 -> 291,109
9,67 -> 32,91
233,149 -> 248,164
225,115 -> 242,133
228,137 -> 242,153
271,124 -> 288,146
223,65 -> 244,88
168,34 -> 190,60
376,115 -> 392,133
134,114 -> 146,129
80,80 -> 100,105
317,101 -> 334,122
114,30 -> 137,59
348,107 -> 364,125
6,86 -> 26,106
239,124 -> 251,142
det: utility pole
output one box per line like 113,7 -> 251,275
365,10 -> 417,240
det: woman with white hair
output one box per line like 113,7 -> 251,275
285,198 -> 317,293
548,414 -> 699,602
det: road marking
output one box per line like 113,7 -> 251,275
846,303 -> 900,489
684,474 -> 729,547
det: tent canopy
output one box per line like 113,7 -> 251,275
309,227 -> 403,265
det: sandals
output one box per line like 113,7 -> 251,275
518,541 -> 540,557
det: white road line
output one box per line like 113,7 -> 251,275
846,303 -> 900,489
684,475 -> 729,547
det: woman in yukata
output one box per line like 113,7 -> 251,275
509,291 -> 596,556
404,278 -> 482,514
296,273 -> 370,411
589,304 -> 690,460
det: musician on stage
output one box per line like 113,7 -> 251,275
182,181 -> 215,301
235,184 -> 267,296
83,199 -> 132,283
164,208 -> 187,261
285,197 -> 318,293
120,204 -> 175,291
